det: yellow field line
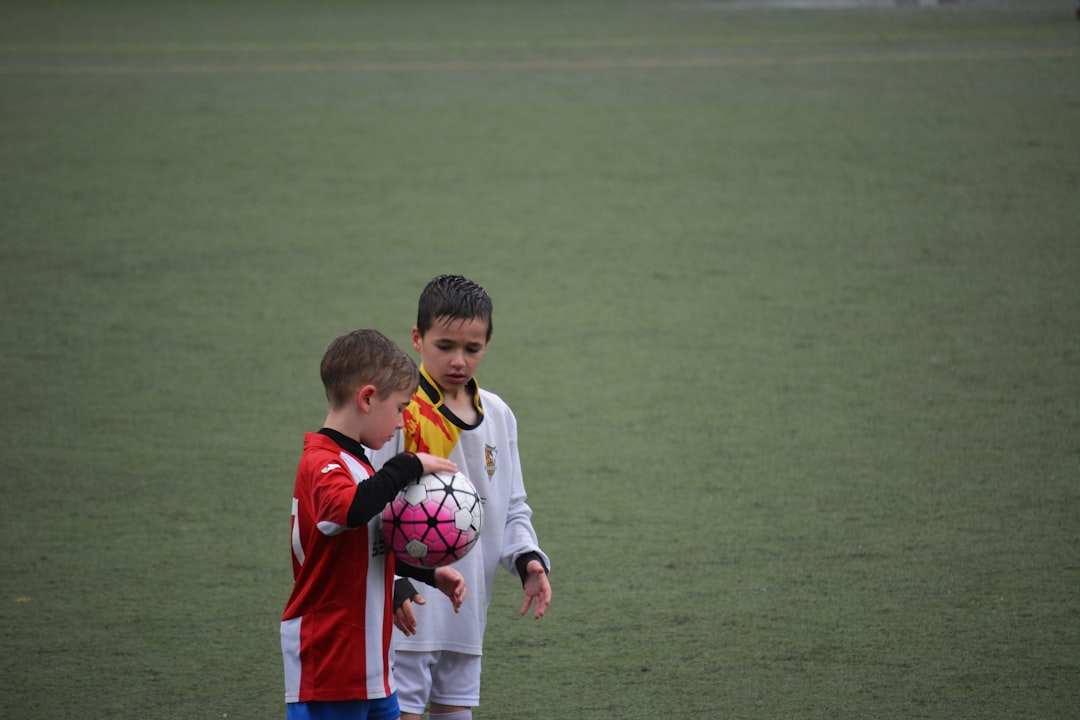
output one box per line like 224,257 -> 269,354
1,46 -> 1076,75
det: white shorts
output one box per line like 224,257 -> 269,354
392,649 -> 482,714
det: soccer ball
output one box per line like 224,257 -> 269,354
381,471 -> 483,568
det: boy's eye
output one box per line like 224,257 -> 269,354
435,342 -> 483,354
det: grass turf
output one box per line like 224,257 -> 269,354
2,1 -> 1078,717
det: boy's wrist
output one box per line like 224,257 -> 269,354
393,577 -> 418,610
514,552 -> 548,585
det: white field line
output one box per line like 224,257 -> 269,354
1,45 -> 1077,76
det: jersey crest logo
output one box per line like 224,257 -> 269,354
320,463 -> 341,474
484,444 -> 497,479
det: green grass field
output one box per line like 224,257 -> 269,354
2,1 -> 1078,717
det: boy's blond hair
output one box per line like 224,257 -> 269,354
320,329 -> 418,409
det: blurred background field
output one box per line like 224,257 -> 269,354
2,1 -> 1078,718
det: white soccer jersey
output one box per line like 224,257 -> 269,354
369,368 -> 549,655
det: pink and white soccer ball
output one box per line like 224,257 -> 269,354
381,471 -> 483,568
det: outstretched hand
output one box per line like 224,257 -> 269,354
394,568 -> 465,635
520,559 -> 551,619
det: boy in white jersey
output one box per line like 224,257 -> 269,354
369,276 -> 552,720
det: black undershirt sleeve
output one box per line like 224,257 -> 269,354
391,566 -> 439,610
346,452 -> 424,528
395,563 -> 437,588
393,578 -> 419,609
515,551 -> 549,587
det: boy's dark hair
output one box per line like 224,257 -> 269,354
320,329 -> 418,409
416,274 -> 494,340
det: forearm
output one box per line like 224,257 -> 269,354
395,563 -> 437,587
347,453 -> 422,528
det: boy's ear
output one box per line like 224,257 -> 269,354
356,384 -> 377,411
411,326 -> 422,352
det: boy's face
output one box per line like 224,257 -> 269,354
363,387 -> 413,450
412,316 -> 489,394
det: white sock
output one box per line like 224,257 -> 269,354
430,711 -> 472,720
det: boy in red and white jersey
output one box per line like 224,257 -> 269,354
281,328 -> 466,720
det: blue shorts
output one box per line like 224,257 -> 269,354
286,695 -> 400,720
